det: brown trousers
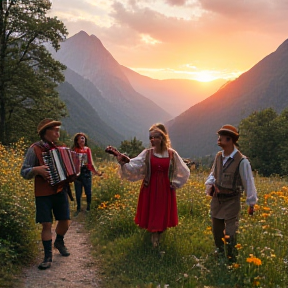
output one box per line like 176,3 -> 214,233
210,195 -> 240,250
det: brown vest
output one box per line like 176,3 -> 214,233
213,151 -> 245,194
143,148 -> 175,186
32,142 -> 59,197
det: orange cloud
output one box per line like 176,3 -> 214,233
50,0 -> 288,80
166,0 -> 187,5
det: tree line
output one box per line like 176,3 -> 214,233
238,107 -> 288,177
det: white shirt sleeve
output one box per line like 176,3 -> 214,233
205,157 -> 216,195
204,172 -> 215,196
171,150 -> 190,189
239,158 -> 258,205
118,149 -> 147,182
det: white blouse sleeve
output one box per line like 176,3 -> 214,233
204,158 -> 216,195
239,158 -> 258,205
171,150 -> 190,189
119,149 -> 148,182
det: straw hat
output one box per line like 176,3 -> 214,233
37,118 -> 61,135
217,124 -> 239,137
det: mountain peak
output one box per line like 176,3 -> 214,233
75,30 -> 89,37
70,30 -> 103,48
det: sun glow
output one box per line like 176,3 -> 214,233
129,67 -> 241,82
193,71 -> 218,82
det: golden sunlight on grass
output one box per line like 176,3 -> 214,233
2,148 -> 288,287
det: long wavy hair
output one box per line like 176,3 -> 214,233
149,123 -> 171,153
72,132 -> 88,150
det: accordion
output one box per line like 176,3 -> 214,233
42,147 -> 80,186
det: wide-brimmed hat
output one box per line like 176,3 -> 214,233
217,124 -> 239,137
37,118 -> 61,135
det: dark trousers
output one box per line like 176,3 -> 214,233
74,167 -> 92,210
212,217 -> 238,260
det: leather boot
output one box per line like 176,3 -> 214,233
54,234 -> 70,256
38,240 -> 52,270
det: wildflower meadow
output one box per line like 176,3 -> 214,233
88,160 -> 288,288
1,143 -> 288,287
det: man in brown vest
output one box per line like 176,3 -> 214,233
21,119 -> 71,270
205,124 -> 258,262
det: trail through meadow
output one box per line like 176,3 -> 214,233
16,212 -> 101,288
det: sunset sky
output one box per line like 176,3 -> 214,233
49,0 -> 288,82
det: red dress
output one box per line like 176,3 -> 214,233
134,153 -> 178,232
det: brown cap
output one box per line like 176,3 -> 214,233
37,118 -> 61,135
217,124 -> 239,137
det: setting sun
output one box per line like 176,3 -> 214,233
193,72 -> 218,82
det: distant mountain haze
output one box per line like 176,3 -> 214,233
121,65 -> 226,117
63,68 -> 134,142
168,39 -> 288,158
57,81 -> 123,146
51,31 -> 171,142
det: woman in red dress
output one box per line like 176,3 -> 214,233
118,124 -> 190,247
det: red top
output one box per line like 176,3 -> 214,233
74,146 -> 96,174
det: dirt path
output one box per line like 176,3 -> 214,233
17,212 -> 101,288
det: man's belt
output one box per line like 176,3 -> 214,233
216,191 -> 239,198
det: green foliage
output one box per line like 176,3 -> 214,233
0,141 -> 39,286
0,0 -> 68,144
119,137 -> 145,158
239,108 -> 288,176
92,145 -> 111,161
274,109 -> 288,175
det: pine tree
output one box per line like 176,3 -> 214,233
0,0 -> 68,144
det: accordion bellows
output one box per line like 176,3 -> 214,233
42,147 -> 80,186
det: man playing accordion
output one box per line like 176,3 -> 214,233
21,118 -> 72,270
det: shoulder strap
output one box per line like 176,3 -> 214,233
232,154 -> 246,190
168,148 -> 174,159
168,148 -> 175,185
143,148 -> 153,186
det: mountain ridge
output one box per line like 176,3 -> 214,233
51,31 -> 172,141
58,81 -> 123,146
168,38 -> 288,157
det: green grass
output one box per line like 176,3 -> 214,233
87,162 -> 288,288
2,148 -> 288,288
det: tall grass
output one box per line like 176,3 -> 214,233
1,146 -> 288,288
87,161 -> 288,288
0,140 -> 39,287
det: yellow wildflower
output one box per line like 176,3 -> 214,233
235,243 -> 243,250
253,280 -> 260,286
263,206 -> 271,211
246,255 -> 262,266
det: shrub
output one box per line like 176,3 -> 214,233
0,141 -> 39,285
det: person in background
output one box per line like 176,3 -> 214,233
20,119 -> 71,270
117,123 -> 190,248
72,132 -> 102,214
205,124 -> 258,262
